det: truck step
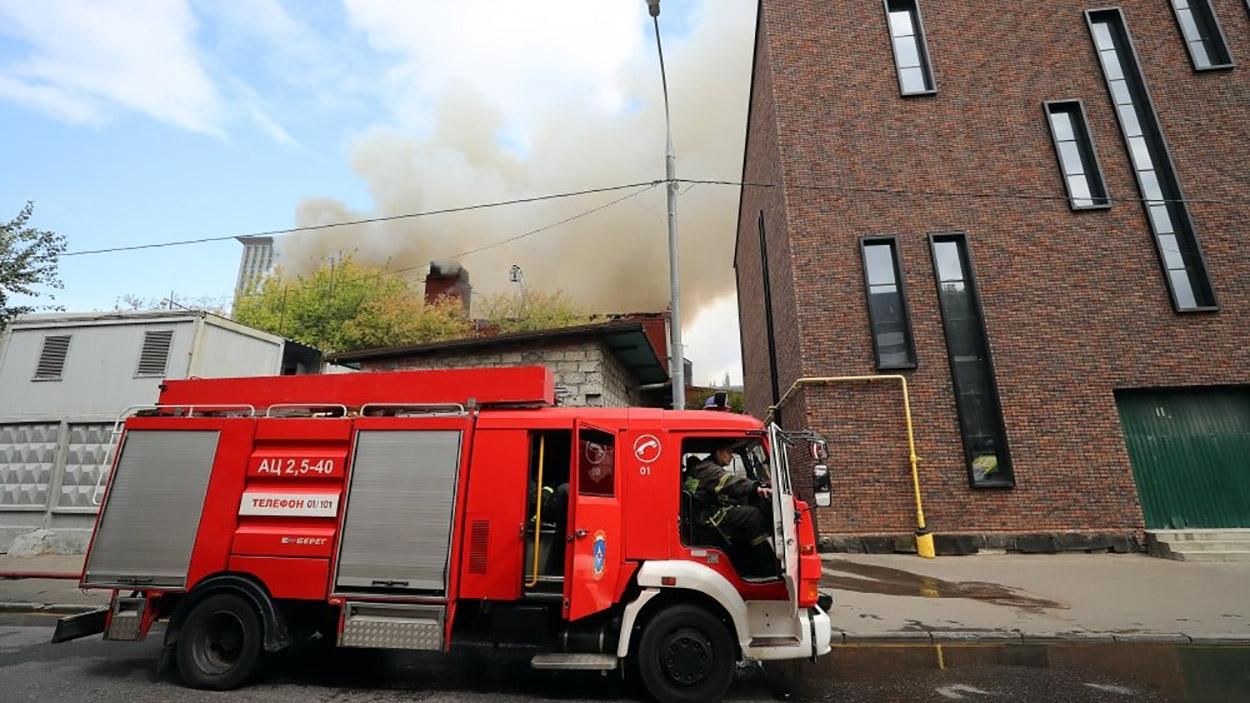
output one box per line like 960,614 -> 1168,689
530,653 -> 619,671
339,602 -> 445,651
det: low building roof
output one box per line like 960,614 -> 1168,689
326,320 -> 669,385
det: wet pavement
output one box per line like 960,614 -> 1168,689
1,619 -> 1248,701
820,558 -> 1065,612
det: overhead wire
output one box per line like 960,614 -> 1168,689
60,175 -> 1248,260
61,180 -> 661,257
232,181 -> 660,298
675,178 -> 1245,207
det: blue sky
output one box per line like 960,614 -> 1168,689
0,0 -> 751,384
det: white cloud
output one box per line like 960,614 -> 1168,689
0,73 -> 102,124
342,0 -> 645,132
0,0 -> 227,137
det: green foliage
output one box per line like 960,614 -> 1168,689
477,288 -> 590,334
233,257 -> 472,352
0,202 -> 67,329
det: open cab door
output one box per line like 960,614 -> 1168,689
563,421 -> 622,621
768,423 -> 800,613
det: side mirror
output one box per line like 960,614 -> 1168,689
809,438 -> 829,462
812,464 -> 831,508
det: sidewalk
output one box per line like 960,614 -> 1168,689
821,552 -> 1250,644
0,554 -> 106,613
4,552 -> 1249,644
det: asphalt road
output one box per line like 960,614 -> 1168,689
2,618 -> 1247,702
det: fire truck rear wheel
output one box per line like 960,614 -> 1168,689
176,593 -> 263,690
636,604 -> 735,703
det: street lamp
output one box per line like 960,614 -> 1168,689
647,0 -> 686,410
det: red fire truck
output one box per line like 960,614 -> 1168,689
53,367 -> 833,702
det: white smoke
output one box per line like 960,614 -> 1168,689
277,1 -> 754,323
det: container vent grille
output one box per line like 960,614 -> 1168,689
34,335 -> 71,380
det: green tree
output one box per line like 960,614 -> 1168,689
233,257 -> 471,352
1,202 -> 67,330
477,288 -> 590,334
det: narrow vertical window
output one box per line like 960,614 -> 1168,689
860,238 -> 916,369
1045,101 -> 1110,210
929,234 -> 1012,488
884,0 -> 935,95
1088,9 -> 1217,312
758,212 -> 780,407
1169,0 -> 1233,70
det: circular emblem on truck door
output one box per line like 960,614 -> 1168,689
592,530 -> 607,580
633,434 -> 662,463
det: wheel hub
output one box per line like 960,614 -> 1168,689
659,627 -> 713,686
194,611 -> 246,674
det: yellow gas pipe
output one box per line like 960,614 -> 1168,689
767,375 -> 935,559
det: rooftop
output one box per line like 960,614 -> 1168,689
326,319 -> 668,385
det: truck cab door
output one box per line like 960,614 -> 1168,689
768,424 -> 800,613
563,422 -> 621,621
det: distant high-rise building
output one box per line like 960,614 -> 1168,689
234,235 -> 275,301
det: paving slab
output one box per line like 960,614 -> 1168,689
820,552 -> 1250,643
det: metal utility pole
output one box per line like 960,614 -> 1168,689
648,0 -> 685,410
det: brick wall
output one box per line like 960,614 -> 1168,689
739,1 -> 1250,538
359,339 -> 640,408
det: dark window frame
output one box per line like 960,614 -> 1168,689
859,236 -> 918,370
1168,0 -> 1234,71
882,0 -> 937,97
758,211 -> 781,407
1043,100 -> 1112,211
927,232 -> 1014,489
1086,7 -> 1219,313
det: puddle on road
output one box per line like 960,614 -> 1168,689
768,643 -> 1250,703
820,559 -> 1065,611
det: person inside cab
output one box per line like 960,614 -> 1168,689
684,441 -> 776,578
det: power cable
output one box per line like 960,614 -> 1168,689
62,180 -> 661,257
233,182 -> 660,298
677,178 -> 1244,207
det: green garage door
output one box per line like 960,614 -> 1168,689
1116,388 -> 1250,529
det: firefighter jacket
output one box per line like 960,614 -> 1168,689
684,458 -> 758,521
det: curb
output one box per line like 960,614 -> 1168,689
831,630 -> 1250,645
0,601 -> 100,615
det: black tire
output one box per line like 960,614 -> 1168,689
176,593 -> 264,690
636,604 -> 736,703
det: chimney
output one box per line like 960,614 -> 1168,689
424,261 -> 471,313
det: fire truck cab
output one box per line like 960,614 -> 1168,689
54,367 -> 832,703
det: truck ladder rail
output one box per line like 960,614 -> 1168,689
359,403 -> 467,417
263,403 -> 349,418
91,403 -> 257,506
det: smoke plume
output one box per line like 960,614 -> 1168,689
277,2 -> 754,323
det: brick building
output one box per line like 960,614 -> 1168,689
736,1 -> 1250,551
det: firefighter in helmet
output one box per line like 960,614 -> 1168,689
685,441 -> 776,577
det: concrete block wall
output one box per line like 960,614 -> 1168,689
362,339 -> 641,408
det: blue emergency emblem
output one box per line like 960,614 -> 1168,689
592,530 -> 607,580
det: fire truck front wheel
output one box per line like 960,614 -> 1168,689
636,604 -> 735,703
176,593 -> 264,690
